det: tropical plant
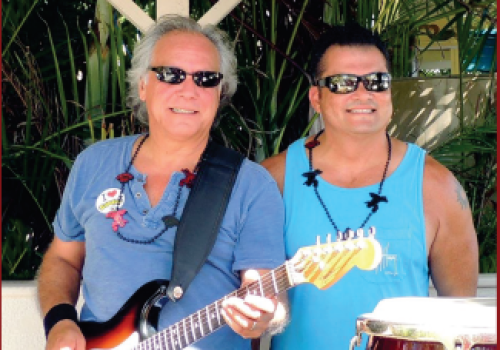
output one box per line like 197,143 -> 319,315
1,0 -> 134,279
430,101 -> 496,273
2,0 -> 496,278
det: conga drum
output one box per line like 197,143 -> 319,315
349,297 -> 496,350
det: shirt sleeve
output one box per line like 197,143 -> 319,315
232,165 -> 285,273
52,153 -> 86,242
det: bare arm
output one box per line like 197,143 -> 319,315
221,269 -> 289,339
38,237 -> 86,349
424,156 -> 479,296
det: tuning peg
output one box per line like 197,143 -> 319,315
356,228 -> 364,238
368,226 -> 376,236
325,233 -> 333,253
337,231 -> 343,241
347,228 -> 355,240
313,236 -> 321,261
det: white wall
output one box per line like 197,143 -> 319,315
2,275 -> 496,350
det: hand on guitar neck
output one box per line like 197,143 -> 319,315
47,230 -> 381,350
220,269 -> 284,339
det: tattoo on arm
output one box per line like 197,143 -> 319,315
454,178 -> 469,209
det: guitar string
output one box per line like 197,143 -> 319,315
141,265 -> 291,349
141,241 -> 366,349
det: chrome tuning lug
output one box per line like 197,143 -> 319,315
368,226 -> 376,237
337,231 -> 343,242
356,228 -> 364,238
313,236 -> 321,261
347,228 -> 355,240
325,233 -> 333,253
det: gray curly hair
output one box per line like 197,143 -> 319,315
126,15 -> 238,125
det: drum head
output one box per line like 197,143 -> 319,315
354,297 -> 496,350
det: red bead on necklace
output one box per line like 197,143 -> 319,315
105,134 -> 207,244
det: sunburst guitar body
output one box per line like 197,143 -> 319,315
80,228 -> 383,350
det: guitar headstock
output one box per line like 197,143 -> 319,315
288,227 -> 382,290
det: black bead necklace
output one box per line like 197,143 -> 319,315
109,134 -> 204,244
303,130 -> 392,236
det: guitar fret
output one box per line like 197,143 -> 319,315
206,305 -> 213,332
258,277 -> 264,296
176,323 -> 182,349
153,334 -> 159,349
162,332 -> 170,350
198,310 -> 204,336
190,314 -> 197,342
183,318 -> 189,345
129,263 -> 300,350
169,326 -> 176,350
271,270 -> 278,294
215,300 -> 221,326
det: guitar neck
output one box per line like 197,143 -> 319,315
135,263 -> 294,350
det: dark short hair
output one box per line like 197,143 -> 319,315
309,22 -> 390,81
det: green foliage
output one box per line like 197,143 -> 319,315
2,0 -> 496,278
2,218 -> 42,280
430,100 -> 496,273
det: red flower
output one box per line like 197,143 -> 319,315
116,172 -> 134,183
305,140 -> 320,149
180,169 -> 196,188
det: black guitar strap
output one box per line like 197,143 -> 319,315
166,141 -> 244,302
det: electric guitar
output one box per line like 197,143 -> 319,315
80,229 -> 382,350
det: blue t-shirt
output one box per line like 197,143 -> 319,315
271,138 -> 429,350
53,134 -> 285,349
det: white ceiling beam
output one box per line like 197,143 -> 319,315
198,0 -> 241,26
106,0 -> 155,33
106,0 -> 243,32
157,0 -> 189,18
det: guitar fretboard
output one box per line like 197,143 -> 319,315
134,263 -> 292,350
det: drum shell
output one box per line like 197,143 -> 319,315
367,335 -> 497,350
350,297 -> 497,350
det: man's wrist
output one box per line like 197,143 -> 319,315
43,303 -> 78,338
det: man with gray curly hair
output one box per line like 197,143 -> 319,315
38,15 -> 287,350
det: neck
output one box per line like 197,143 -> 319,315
317,130 -> 389,167
141,132 -> 209,172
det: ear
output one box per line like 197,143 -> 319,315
139,78 -> 147,101
309,86 -> 322,114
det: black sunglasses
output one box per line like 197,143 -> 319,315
314,72 -> 391,94
149,66 -> 223,88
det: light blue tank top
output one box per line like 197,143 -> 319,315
272,137 -> 429,350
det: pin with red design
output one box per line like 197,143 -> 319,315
106,209 -> 128,231
179,169 -> 196,188
116,172 -> 134,183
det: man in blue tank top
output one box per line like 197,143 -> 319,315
262,23 -> 478,350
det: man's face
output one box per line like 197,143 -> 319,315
139,31 -> 222,140
309,45 -> 393,136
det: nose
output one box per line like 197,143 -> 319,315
177,75 -> 199,98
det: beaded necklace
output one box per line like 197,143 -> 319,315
108,134 -> 204,244
303,130 -> 392,237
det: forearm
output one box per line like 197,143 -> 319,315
37,248 -> 82,316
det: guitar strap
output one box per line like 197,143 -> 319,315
166,141 -> 244,302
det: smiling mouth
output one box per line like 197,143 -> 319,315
170,108 -> 197,114
348,108 -> 375,114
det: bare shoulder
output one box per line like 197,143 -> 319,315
423,155 -> 469,209
260,151 -> 287,194
423,154 -> 478,296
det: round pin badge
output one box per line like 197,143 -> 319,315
96,188 -> 125,214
